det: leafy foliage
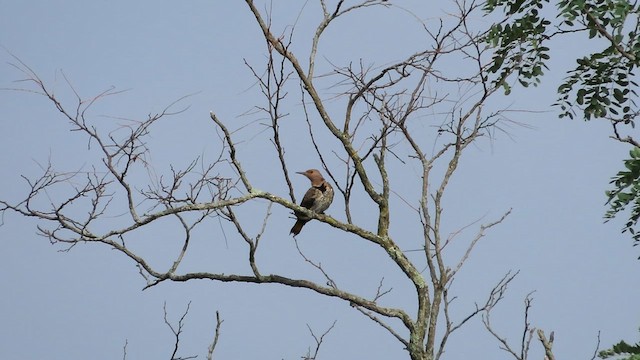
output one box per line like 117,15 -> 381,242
483,0 -> 551,94
605,147 -> 640,248
555,0 -> 640,121
599,328 -> 640,360
486,0 -> 640,250
554,0 -> 640,249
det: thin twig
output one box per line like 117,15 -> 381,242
302,321 -> 337,360
207,311 -> 224,360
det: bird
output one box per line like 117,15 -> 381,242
290,169 -> 334,236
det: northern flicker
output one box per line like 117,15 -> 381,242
290,169 -> 334,236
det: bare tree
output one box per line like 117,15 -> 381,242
1,1 -> 555,359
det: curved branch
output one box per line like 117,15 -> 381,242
165,270 -> 414,331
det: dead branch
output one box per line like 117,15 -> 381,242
207,311 -> 224,360
294,237 -> 338,289
482,290 -> 540,360
537,329 -> 555,360
164,301 -> 198,360
302,321 -> 338,360
2,1 -> 554,359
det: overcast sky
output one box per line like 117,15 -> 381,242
1,1 -> 638,359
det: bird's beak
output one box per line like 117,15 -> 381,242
296,171 -> 305,175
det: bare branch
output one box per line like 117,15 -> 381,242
589,331 -> 601,360
2,2 -> 552,359
482,285 -> 539,360
302,321 -> 337,360
353,305 -> 409,348
450,209 -> 513,278
537,329 -> 555,360
122,339 -> 128,360
163,302 -> 197,360
210,111 -> 252,192
207,311 -> 224,360
294,237 -> 338,289
243,40 -> 297,201
162,269 -> 414,330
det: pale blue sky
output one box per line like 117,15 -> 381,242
1,1 -> 638,359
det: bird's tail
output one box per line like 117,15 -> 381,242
290,219 -> 308,235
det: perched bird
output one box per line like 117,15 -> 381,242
290,169 -> 334,236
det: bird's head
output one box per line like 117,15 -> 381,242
296,169 -> 325,186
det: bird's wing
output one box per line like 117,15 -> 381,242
300,187 -> 321,209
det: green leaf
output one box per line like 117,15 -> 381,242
577,88 -> 586,104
